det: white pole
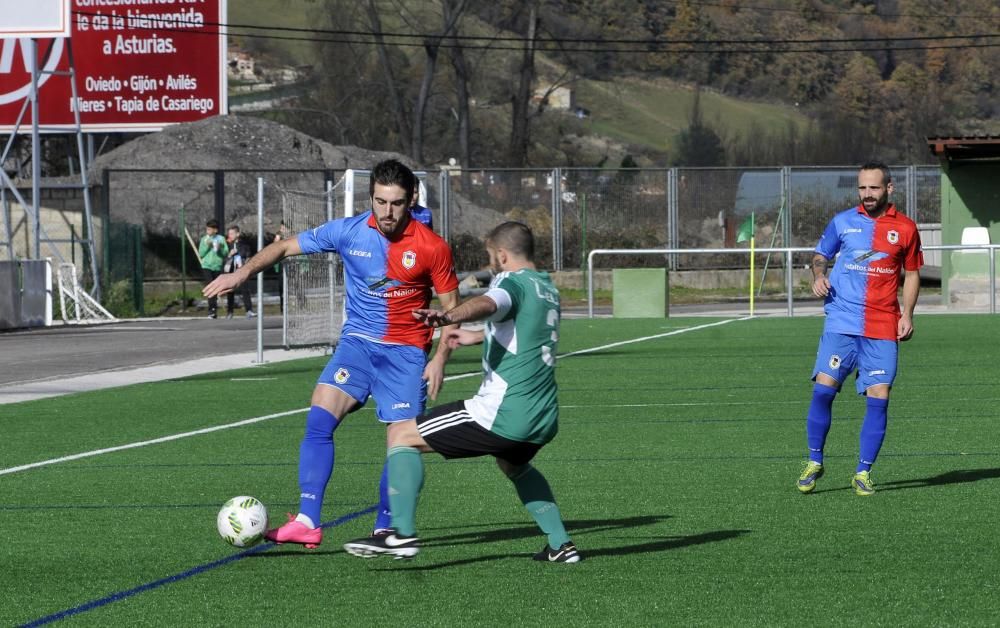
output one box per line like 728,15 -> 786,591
44,258 -> 53,326
29,39 -> 41,259
327,178 -> 335,346
255,177 -> 265,364
344,169 -> 355,218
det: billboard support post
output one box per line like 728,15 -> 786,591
1,0 -> 228,300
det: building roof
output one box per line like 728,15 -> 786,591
927,135 -> 1000,161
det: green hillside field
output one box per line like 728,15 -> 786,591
577,78 -> 809,154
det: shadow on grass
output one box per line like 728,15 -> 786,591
809,467 -> 1000,495
424,514 -> 673,546
336,516 -> 750,571
253,515 -> 675,558
878,467 -> 1000,492
376,528 -> 750,571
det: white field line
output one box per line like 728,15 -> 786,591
0,409 -> 305,476
558,317 -> 750,359
562,400 -> 803,408
1,317 -> 746,476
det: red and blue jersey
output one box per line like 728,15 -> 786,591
298,211 -> 459,350
816,204 -> 923,340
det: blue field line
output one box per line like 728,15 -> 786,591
19,505 -> 377,628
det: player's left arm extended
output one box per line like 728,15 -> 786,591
204,237 -> 302,297
415,293 -> 499,327
898,268 -> 920,341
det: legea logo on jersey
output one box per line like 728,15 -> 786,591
334,368 -> 350,384
402,250 -> 416,269
392,402 -> 411,410
829,355 -> 842,370
887,230 -> 899,245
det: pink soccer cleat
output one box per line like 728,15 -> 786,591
265,513 -> 323,549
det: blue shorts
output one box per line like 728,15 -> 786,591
318,334 -> 427,422
812,331 -> 898,395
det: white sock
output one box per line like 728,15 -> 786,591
295,513 -> 316,529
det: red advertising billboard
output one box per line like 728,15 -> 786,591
0,0 -> 227,132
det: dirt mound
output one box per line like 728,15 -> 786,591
91,114 -> 408,173
91,114 -> 503,245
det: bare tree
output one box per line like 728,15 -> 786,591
508,1 -> 538,167
365,0 -> 413,152
442,0 -> 472,170
409,0 -> 467,163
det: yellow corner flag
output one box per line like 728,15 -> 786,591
736,213 -> 755,315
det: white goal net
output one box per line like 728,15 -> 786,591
278,170 -> 371,347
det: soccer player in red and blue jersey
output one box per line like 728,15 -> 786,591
796,162 -> 922,496
204,160 -> 460,546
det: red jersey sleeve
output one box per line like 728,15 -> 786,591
904,226 -> 924,272
429,240 -> 459,294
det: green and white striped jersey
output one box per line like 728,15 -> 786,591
465,268 -> 560,444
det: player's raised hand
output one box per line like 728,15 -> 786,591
413,308 -> 450,327
203,273 -> 242,298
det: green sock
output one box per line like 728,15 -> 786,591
387,446 -> 423,537
508,464 -> 570,549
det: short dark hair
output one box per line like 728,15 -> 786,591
206,219 -> 220,229
486,221 -> 534,261
369,159 -> 417,204
860,161 -> 892,185
228,225 -> 240,233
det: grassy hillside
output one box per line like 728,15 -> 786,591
577,78 -> 809,154
226,2 -> 810,161
228,0 -> 322,66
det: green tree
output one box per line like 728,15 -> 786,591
672,88 -> 725,166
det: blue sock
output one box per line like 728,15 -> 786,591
297,406 -> 340,526
373,459 -> 392,531
857,397 -> 889,472
806,383 -> 838,463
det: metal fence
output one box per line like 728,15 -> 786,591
94,164 -> 941,292
436,165 -> 942,272
587,244 -> 1000,317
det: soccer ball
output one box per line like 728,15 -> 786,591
216,496 -> 268,548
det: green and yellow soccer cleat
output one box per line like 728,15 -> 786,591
797,461 -> 824,493
853,470 -> 875,496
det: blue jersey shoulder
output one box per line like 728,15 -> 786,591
297,212 -> 372,255
816,207 -> 862,258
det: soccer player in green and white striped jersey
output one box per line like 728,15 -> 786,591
343,221 -> 579,563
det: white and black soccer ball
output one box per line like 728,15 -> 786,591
216,496 -> 268,548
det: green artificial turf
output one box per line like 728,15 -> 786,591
3,315 -> 999,626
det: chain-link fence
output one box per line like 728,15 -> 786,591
434,164 -> 941,275
93,163 -> 943,316
102,168 -> 338,315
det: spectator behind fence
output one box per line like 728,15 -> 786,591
224,225 -> 256,319
198,219 -> 228,319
